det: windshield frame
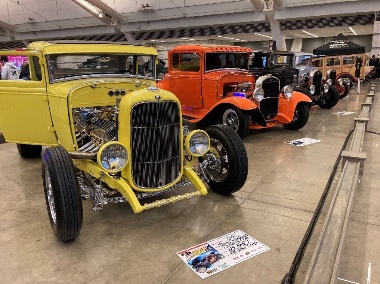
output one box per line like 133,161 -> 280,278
46,53 -> 156,84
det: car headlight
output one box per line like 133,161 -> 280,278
337,78 -> 343,86
97,142 -> 128,173
185,130 -> 210,156
323,84 -> 330,93
310,85 -> 315,95
282,85 -> 293,99
327,79 -> 332,85
253,87 -> 265,102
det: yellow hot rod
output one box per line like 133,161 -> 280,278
0,41 -> 248,242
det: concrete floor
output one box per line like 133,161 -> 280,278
0,83 -> 379,283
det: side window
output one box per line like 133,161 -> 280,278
180,53 -> 200,72
30,56 -> 42,81
313,59 -> 322,67
326,58 -> 334,66
0,55 -> 24,80
172,53 -> 180,70
334,57 -> 340,65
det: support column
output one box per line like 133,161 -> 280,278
371,12 -> 380,56
291,38 -> 303,52
263,1 -> 286,50
123,32 -> 136,44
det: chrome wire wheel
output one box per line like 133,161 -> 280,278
205,138 -> 229,183
222,109 -> 239,132
45,167 -> 56,224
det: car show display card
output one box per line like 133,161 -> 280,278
176,230 -> 270,279
284,137 -> 321,147
333,111 -> 355,115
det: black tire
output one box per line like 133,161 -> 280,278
338,81 -> 350,99
218,106 -> 250,139
317,85 -> 339,109
283,103 -> 309,130
17,144 -> 42,158
42,146 -> 83,242
202,125 -> 248,195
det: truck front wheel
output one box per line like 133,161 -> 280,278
219,107 -> 250,139
201,125 -> 248,195
42,146 -> 83,242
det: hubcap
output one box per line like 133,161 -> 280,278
205,138 -> 229,182
222,109 -> 239,132
45,167 -> 56,224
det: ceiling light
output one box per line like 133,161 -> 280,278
151,39 -> 158,42
182,37 -> 188,40
302,30 -> 318,38
189,38 -> 195,41
160,40 -> 165,42
349,26 -> 357,35
217,35 -> 223,38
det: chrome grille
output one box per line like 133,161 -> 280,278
260,77 -> 280,119
131,101 -> 181,188
313,71 -> 322,95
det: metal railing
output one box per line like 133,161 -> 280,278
304,82 -> 377,283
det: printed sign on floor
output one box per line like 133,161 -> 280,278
285,137 -> 321,147
333,111 -> 355,115
176,230 -> 270,279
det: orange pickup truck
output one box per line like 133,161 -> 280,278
157,45 -> 311,138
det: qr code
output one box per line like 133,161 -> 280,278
220,233 -> 257,254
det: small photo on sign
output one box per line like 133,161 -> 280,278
176,230 -> 270,279
285,137 -> 321,147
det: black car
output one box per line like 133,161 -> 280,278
249,50 -> 298,88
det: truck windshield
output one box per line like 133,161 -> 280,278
46,53 -> 155,83
205,52 -> 249,72
270,54 -> 293,66
295,55 -> 314,67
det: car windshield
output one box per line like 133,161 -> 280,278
295,55 -> 314,67
46,53 -> 155,83
270,54 -> 293,66
205,52 -> 249,72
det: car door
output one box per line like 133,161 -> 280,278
167,52 -> 202,108
0,51 -> 57,145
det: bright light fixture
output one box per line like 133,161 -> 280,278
254,32 -> 272,38
217,35 -> 223,38
302,30 -> 318,38
349,26 -> 357,35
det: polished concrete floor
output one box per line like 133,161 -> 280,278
0,83 -> 379,283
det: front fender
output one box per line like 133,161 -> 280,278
277,91 -> 311,123
214,96 -> 258,111
337,72 -> 357,83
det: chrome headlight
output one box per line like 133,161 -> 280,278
323,84 -> 330,93
185,130 -> 210,156
310,85 -> 315,95
97,142 -> 128,173
253,87 -> 265,102
337,78 -> 343,86
282,85 -> 293,99
326,79 -> 332,85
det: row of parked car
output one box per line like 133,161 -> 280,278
158,45 -> 351,139
0,41 -> 352,242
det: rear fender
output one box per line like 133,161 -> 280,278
337,72 -> 357,83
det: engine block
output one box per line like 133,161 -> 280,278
73,106 -> 117,152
